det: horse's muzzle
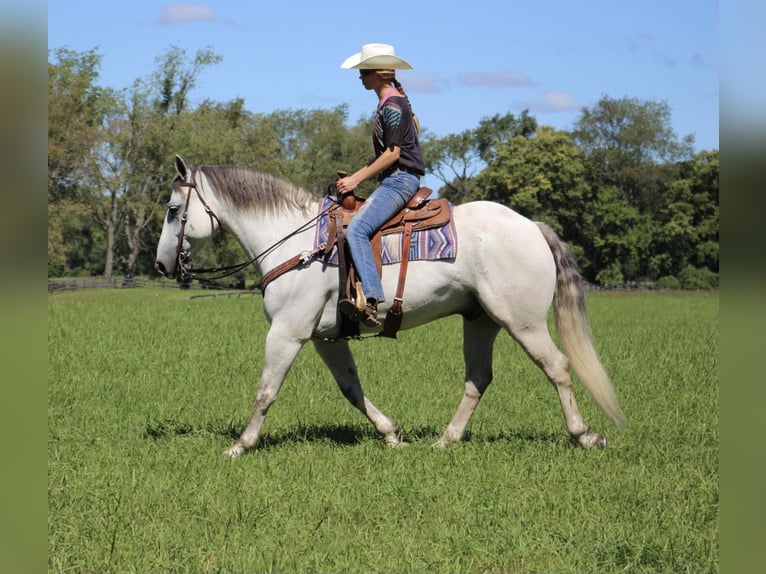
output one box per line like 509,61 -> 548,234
155,260 -> 169,276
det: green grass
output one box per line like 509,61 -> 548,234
48,289 -> 718,573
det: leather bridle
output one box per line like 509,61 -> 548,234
173,167 -> 222,281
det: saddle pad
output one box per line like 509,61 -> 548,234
314,196 -> 458,265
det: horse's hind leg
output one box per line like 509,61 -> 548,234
435,312 -> 501,447
511,323 -> 606,448
312,339 -> 403,446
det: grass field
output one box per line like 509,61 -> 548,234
48,289 -> 718,573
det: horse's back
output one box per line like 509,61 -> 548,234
451,201 -> 557,311
452,201 -> 554,269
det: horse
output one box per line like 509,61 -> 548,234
155,155 -> 625,457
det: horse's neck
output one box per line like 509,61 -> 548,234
223,202 -> 319,275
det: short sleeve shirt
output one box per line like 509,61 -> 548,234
373,95 -> 425,176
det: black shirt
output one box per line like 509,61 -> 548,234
373,95 -> 425,179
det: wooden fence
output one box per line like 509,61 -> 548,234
48,277 -> 261,298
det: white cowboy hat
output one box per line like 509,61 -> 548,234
340,43 -> 412,70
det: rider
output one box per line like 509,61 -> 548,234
336,43 -> 425,327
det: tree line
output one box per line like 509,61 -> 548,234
48,46 -> 718,289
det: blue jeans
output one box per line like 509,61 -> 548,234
346,171 -> 421,302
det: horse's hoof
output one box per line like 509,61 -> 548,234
385,435 -> 409,448
575,430 -> 607,449
431,439 -> 449,449
223,444 -> 245,458
384,428 -> 407,447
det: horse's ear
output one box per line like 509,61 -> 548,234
175,155 -> 188,179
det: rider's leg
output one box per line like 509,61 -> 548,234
345,171 -> 420,325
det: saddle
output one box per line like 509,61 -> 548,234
328,186 -> 451,339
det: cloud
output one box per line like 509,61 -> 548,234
514,91 -> 580,113
403,73 -> 451,94
457,71 -> 534,88
401,71 -> 536,94
541,91 -> 580,111
156,4 -> 215,25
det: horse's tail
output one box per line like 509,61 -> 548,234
536,222 -> 626,429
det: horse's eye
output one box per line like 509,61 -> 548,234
166,205 -> 180,222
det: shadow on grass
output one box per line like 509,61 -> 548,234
405,425 -> 562,445
144,417 -> 377,449
144,418 -> 564,449
472,428 -> 564,445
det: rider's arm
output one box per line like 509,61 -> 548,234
336,145 -> 400,194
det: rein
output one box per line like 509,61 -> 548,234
174,170 -> 340,289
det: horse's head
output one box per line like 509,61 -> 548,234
155,155 -> 221,278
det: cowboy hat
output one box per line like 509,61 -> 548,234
340,43 -> 412,70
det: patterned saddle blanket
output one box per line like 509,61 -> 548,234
313,196 -> 458,265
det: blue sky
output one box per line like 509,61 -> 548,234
48,0 -> 719,157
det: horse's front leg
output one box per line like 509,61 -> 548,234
312,339 -> 403,446
224,328 -> 305,457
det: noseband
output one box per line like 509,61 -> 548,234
174,168 -> 221,280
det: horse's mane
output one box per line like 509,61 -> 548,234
198,165 -> 316,216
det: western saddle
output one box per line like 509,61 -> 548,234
257,175 -> 451,339
329,183 -> 450,339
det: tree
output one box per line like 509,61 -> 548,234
421,129 -> 479,203
471,126 -> 597,272
49,41 -> 717,286
571,95 -> 695,211
47,200 -> 102,276
474,110 -> 537,163
119,46 -> 223,278
587,184 -> 654,283
650,150 -> 719,277
470,122 -> 686,284
256,106 -> 364,190
83,91 -> 128,279
48,47 -> 111,275
422,111 -> 537,203
48,47 -> 106,202
153,45 -> 222,116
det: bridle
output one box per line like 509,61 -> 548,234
173,168 -> 223,281
171,167 -> 339,287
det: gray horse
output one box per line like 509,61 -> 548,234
155,156 -> 625,457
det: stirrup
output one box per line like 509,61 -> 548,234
361,302 -> 380,327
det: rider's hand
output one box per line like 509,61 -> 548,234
336,175 -> 359,195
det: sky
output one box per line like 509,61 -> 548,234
48,0 -> 719,170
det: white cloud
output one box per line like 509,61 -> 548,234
457,71 -> 534,88
515,91 -> 580,113
156,4 -> 215,25
403,73 -> 451,94
540,91 -> 580,111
